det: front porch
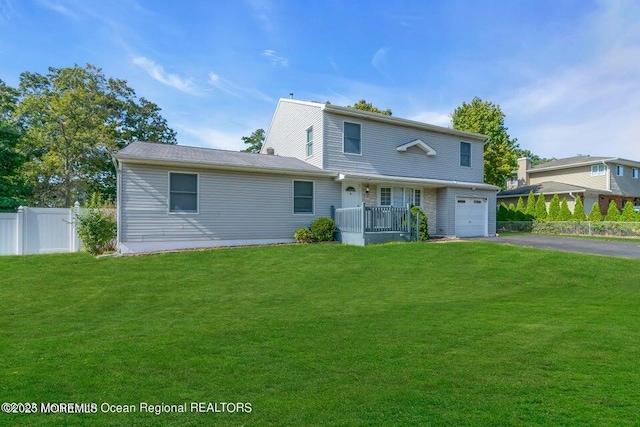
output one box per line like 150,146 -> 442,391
333,203 -> 421,246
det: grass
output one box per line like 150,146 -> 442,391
499,231 -> 640,242
1,242 -> 640,426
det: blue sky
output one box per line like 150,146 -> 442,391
1,0 -> 639,160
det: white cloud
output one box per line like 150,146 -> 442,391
35,0 -> 78,19
371,47 -> 389,76
407,111 -> 451,128
249,0 -> 273,33
502,0 -> 640,160
207,71 -> 273,103
0,0 -> 17,22
262,49 -> 288,66
131,56 -> 195,94
177,124 -> 250,152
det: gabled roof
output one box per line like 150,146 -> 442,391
276,98 -> 488,142
530,156 -> 612,172
115,142 -> 334,176
497,181 -> 605,197
396,139 -> 437,156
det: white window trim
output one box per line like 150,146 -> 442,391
591,164 -> 606,176
460,141 -> 472,167
292,179 -> 315,215
305,126 -> 313,158
168,171 -> 199,215
616,165 -> 624,176
633,168 -> 638,179
342,121 -> 362,156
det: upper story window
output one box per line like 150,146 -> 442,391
169,172 -> 198,213
633,168 -> 638,179
460,142 -> 471,167
616,165 -> 624,176
306,127 -> 313,157
343,122 -> 361,155
293,180 -> 314,214
591,164 -> 605,176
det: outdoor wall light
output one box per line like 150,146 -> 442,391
365,185 -> 370,194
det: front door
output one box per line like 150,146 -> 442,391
342,183 -> 362,208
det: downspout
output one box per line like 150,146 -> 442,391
113,154 -> 122,254
603,160 -> 611,192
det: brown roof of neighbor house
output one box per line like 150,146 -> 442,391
115,141 -> 333,175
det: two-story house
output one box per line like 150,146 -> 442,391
499,156 -> 640,214
114,98 -> 497,253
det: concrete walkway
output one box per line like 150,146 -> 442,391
476,235 -> 640,259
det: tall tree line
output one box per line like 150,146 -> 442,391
0,64 -> 176,210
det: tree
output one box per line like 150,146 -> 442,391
0,79 -> 30,211
573,197 -> 586,221
348,99 -> 392,116
514,148 -> 555,167
535,192 -> 547,220
525,191 -> 536,217
604,200 -> 620,221
620,201 -> 636,222
557,198 -> 572,221
515,197 -> 525,214
588,202 -> 603,221
548,194 -> 560,221
241,128 -> 265,153
451,97 -> 518,188
15,64 -> 176,207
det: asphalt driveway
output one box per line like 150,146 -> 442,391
476,235 -> 640,259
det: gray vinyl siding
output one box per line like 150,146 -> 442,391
610,164 -> 640,197
529,165 -> 607,190
263,101 -> 324,168
322,112 -> 485,183
120,163 -> 340,242
435,187 -> 496,236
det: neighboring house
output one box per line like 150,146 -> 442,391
499,156 -> 640,214
115,98 -> 497,253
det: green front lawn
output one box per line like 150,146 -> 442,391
1,243 -> 639,426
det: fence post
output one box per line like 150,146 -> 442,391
361,203 -> 366,237
406,203 -> 412,236
416,211 -> 420,241
71,201 -> 81,252
16,206 -> 24,255
330,205 -> 335,220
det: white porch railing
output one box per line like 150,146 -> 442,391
334,203 -> 412,235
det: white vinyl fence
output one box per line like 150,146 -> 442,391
0,203 -> 82,256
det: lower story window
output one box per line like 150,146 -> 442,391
169,172 -> 198,213
379,187 -> 421,207
293,180 -> 314,214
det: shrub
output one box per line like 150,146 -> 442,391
535,192 -> 547,220
309,217 -> 336,242
557,198 -> 572,221
525,191 -> 536,217
588,202 -> 603,221
497,203 -> 510,221
573,197 -> 586,221
74,194 -> 116,256
621,201 -> 637,222
410,206 -> 429,241
515,197 -> 526,215
604,200 -> 620,222
548,194 -> 560,221
294,227 -> 314,243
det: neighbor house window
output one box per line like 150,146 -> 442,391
591,164 -> 605,176
293,180 -> 314,214
379,187 -> 421,207
616,165 -> 624,176
306,127 -> 313,157
633,168 -> 639,179
460,142 -> 471,167
343,122 -> 361,154
169,172 -> 198,213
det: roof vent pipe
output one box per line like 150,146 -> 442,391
266,147 -> 275,155
289,93 -> 293,99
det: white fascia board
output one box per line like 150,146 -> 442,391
116,157 -> 336,177
397,139 -> 437,156
335,172 -> 498,190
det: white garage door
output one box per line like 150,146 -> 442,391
455,197 -> 487,237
